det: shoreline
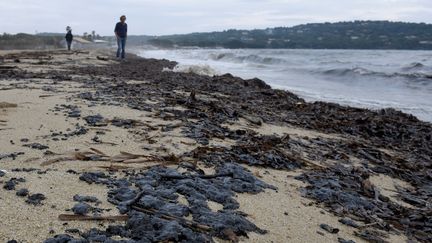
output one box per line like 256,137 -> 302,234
138,48 -> 432,123
0,49 -> 431,242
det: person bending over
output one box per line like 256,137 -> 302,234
114,15 -> 128,59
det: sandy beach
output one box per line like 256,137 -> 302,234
1,49 -> 430,243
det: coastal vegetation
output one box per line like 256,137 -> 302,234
0,33 -> 62,50
2,21 -> 432,50
149,21 -> 432,50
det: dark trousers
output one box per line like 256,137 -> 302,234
67,41 -> 72,51
117,37 -> 126,59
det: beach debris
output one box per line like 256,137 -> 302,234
84,114 -> 143,129
79,172 -> 110,185
58,214 -> 128,221
0,65 -> 17,70
40,148 -> 181,167
296,164 -> 432,242
130,205 -> 212,232
339,218 -> 360,228
241,114 -> 263,126
43,234 -> 77,243
187,135 -> 304,170
96,56 -> 109,61
23,143 -> 49,150
0,102 -> 17,108
3,180 -> 17,190
73,194 -> 100,204
26,193 -> 46,205
3,178 -> 25,190
320,223 -> 339,234
0,152 -> 24,161
1,50 -> 430,242
72,203 -> 91,215
84,114 -> 107,127
338,238 -> 356,243
52,104 -> 81,118
111,117 -> 141,128
48,124 -> 88,141
16,188 -> 29,197
354,229 -> 389,243
49,163 -> 273,242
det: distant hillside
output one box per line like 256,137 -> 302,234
148,21 -> 432,50
0,33 -> 63,50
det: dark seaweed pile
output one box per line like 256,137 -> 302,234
0,152 -> 24,161
69,57 -> 431,152
187,134 -> 303,170
64,53 -> 432,242
45,163 -> 275,242
296,165 -> 432,242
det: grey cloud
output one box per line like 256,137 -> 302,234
1,0 -> 431,35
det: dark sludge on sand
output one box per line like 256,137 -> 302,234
1,51 -> 431,242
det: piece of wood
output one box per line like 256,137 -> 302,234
58,214 -> 128,221
122,158 -> 155,164
0,102 -> 18,108
90,147 -> 108,156
180,141 -> 197,146
119,151 -> 151,158
0,66 -> 17,70
96,56 -> 109,61
89,127 -> 112,131
86,141 -> 118,146
41,156 -> 73,166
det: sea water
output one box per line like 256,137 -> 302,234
139,48 -> 432,122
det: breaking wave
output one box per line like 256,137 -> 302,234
164,64 -> 220,76
320,67 -> 432,84
402,62 -> 425,71
208,52 -> 287,65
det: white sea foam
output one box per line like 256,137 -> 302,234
171,64 -> 220,76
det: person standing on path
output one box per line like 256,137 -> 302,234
65,26 -> 73,51
114,15 -> 128,59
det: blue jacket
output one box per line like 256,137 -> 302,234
115,22 -> 128,38
65,31 -> 73,42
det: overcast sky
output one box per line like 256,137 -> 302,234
1,0 -> 432,36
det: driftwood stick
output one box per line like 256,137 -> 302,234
58,214 -> 128,221
90,147 -> 108,156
